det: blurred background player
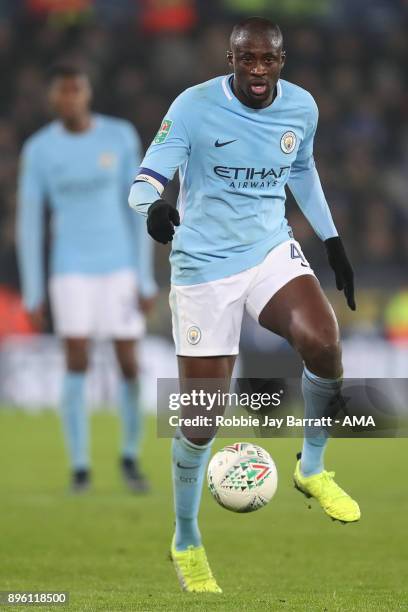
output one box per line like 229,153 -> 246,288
130,17 -> 360,592
17,64 -> 157,493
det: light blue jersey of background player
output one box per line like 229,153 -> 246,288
18,113 -> 156,310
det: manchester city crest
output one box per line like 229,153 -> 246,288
187,325 -> 201,345
99,152 -> 117,168
280,131 -> 297,154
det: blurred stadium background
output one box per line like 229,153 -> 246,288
0,0 -> 406,407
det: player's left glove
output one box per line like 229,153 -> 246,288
147,199 -> 180,244
325,237 -> 356,311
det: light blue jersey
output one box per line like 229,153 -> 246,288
17,114 -> 157,310
129,75 -> 337,285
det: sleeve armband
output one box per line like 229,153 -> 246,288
133,167 -> 168,196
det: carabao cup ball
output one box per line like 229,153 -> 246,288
207,442 -> 278,513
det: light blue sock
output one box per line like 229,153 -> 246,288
61,371 -> 88,471
119,379 -> 143,460
301,366 -> 342,477
172,431 -> 212,551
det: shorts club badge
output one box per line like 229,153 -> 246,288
187,325 -> 201,345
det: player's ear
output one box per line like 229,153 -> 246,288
226,50 -> 233,67
281,50 -> 286,69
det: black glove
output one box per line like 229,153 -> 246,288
147,199 -> 180,244
325,237 -> 356,311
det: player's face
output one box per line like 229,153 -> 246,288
49,75 -> 91,122
228,34 -> 285,108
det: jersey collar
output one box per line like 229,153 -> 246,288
55,114 -> 100,136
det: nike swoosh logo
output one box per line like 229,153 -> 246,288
214,139 -> 237,147
300,262 -> 309,268
176,461 -> 200,469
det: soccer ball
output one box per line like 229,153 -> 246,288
207,442 -> 278,513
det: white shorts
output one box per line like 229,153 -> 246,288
169,239 -> 316,356
49,269 -> 145,339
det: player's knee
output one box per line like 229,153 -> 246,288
65,339 -> 89,372
66,351 -> 88,372
295,328 -> 342,378
118,357 -> 138,380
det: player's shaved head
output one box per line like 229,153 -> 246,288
230,17 -> 283,51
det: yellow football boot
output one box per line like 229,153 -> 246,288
170,537 -> 222,593
294,456 -> 361,523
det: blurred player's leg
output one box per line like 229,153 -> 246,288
50,275 -> 95,492
62,338 -> 90,493
114,339 -> 148,492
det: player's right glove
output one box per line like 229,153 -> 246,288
146,199 -> 180,244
